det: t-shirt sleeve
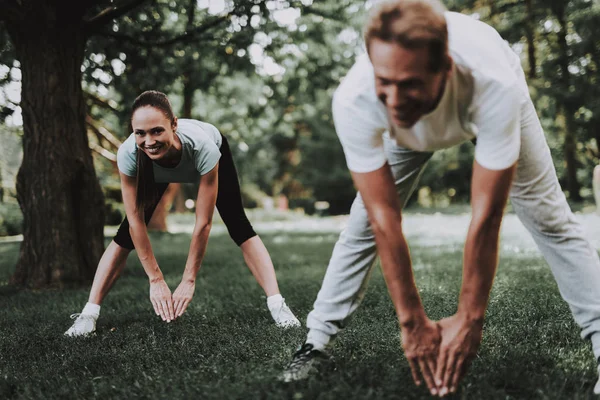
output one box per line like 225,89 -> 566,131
194,141 -> 221,175
116,140 -> 137,177
332,91 -> 387,173
472,79 -> 522,170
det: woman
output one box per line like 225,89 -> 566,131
65,90 -> 299,336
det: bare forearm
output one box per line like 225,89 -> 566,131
373,212 -> 425,325
129,224 -> 163,282
459,218 -> 502,320
182,223 -> 212,281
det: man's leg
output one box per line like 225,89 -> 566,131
510,99 -> 600,365
306,137 -> 433,350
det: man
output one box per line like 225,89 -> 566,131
281,0 -> 600,396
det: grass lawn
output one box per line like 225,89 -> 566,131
0,217 -> 598,399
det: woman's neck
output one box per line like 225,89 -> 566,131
155,132 -> 182,168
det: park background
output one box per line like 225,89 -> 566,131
1,0 -> 600,398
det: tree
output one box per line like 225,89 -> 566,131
0,0 -> 128,288
0,0 -> 219,287
1,0 -> 341,287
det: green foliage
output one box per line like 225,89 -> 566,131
451,0 -> 600,201
0,202 -> 22,236
0,125 -> 22,203
4,0 -> 600,217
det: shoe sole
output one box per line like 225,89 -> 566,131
64,330 -> 97,338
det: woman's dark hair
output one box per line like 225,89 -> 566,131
131,90 -> 175,213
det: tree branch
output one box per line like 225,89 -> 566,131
85,0 -> 150,33
85,92 -> 119,113
0,0 -> 25,24
86,116 -> 122,150
96,13 -> 231,47
90,143 -> 118,163
289,0 -> 351,23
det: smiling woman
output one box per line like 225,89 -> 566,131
64,90 -> 300,337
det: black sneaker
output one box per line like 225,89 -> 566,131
280,343 -> 332,382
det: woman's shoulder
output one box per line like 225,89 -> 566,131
117,133 -> 137,157
116,133 -> 138,176
177,119 -> 221,149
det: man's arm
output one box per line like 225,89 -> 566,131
351,165 -> 424,324
436,160 -> 516,396
461,160 -> 515,320
352,164 -> 441,394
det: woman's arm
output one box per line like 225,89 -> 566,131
172,164 -> 219,317
120,172 -> 175,322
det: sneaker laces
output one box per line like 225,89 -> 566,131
68,313 -> 94,329
277,301 -> 296,321
287,343 -> 317,372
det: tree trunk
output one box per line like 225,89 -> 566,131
148,183 -> 181,231
0,162 -> 4,203
148,0 -> 196,228
593,165 -> 600,216
8,6 -> 105,288
524,0 -> 537,79
554,3 -> 582,201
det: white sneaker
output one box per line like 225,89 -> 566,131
595,365 -> 600,394
269,298 -> 301,328
64,313 -> 97,337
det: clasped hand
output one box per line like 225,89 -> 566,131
401,314 -> 483,397
149,278 -> 196,322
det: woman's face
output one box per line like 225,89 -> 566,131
131,106 -> 178,161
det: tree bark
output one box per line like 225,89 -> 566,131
594,165 -> 600,216
147,183 -> 181,231
524,0 -> 537,79
554,2 -> 582,201
7,4 -> 105,288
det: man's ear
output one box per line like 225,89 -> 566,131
172,116 -> 178,130
446,54 -> 454,75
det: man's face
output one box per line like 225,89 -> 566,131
370,38 -> 450,128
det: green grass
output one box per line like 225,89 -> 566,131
0,229 -> 597,399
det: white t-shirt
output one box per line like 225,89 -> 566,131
117,118 -> 222,183
333,11 -> 531,173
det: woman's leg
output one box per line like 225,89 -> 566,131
215,135 -> 280,296
65,183 -> 170,336
87,241 -> 132,305
215,135 -> 299,327
239,236 -> 280,297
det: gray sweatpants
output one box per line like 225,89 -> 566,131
306,98 -> 600,361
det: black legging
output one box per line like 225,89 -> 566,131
113,134 -> 257,249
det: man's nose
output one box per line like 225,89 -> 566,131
386,86 -> 402,108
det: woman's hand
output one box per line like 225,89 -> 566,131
173,279 -> 196,318
149,278 -> 175,322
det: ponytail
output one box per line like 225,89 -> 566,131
135,148 -> 157,213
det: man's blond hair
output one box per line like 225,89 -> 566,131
364,0 -> 449,72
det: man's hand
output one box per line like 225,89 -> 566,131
172,279 -> 196,318
401,317 -> 442,395
149,278 -> 174,322
435,314 -> 483,396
